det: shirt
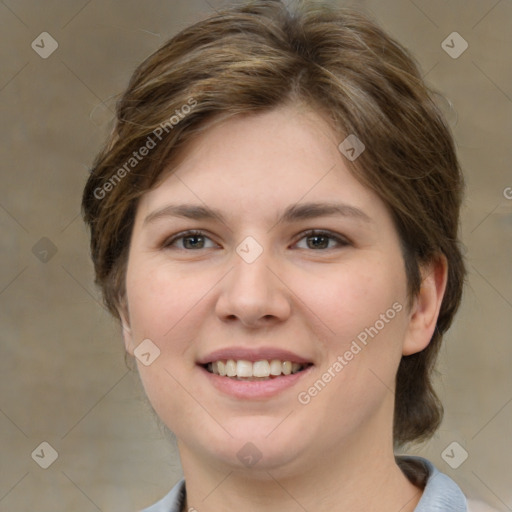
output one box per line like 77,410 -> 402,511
140,455 -> 468,512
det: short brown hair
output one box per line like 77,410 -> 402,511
82,0 -> 465,447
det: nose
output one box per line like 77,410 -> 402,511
215,251 -> 291,329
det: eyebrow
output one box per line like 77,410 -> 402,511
143,201 -> 372,226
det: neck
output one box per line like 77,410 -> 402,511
178,435 -> 422,512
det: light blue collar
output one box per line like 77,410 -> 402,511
406,456 -> 467,511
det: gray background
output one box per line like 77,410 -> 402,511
0,0 -> 511,510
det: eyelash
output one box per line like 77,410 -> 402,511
161,229 -> 351,251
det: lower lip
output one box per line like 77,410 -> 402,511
198,365 -> 313,399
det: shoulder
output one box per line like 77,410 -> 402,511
139,478 -> 186,512
397,456 -> 500,512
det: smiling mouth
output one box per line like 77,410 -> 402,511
202,359 -> 312,381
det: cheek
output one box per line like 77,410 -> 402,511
296,257 -> 409,410
125,261 -> 205,432
125,260 -> 203,342
292,266 -> 408,437
298,260 -> 407,345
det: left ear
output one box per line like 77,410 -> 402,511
117,297 -> 136,356
402,254 -> 448,356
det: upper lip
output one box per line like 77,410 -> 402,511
197,347 -> 313,365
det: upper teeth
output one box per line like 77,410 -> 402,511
208,359 -> 304,378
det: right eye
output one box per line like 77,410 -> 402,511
162,230 -> 219,250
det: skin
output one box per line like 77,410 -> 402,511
120,104 -> 447,512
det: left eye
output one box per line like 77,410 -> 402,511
294,230 -> 349,250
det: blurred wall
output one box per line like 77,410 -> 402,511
0,0 -> 510,510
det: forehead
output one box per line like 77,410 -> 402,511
136,105 -> 385,225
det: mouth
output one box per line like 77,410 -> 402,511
202,359 -> 313,381
196,347 -> 314,399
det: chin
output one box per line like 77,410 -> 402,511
199,423 -> 310,474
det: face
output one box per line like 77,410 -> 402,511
121,105 -> 432,476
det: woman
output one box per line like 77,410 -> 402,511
82,1 -> 487,510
